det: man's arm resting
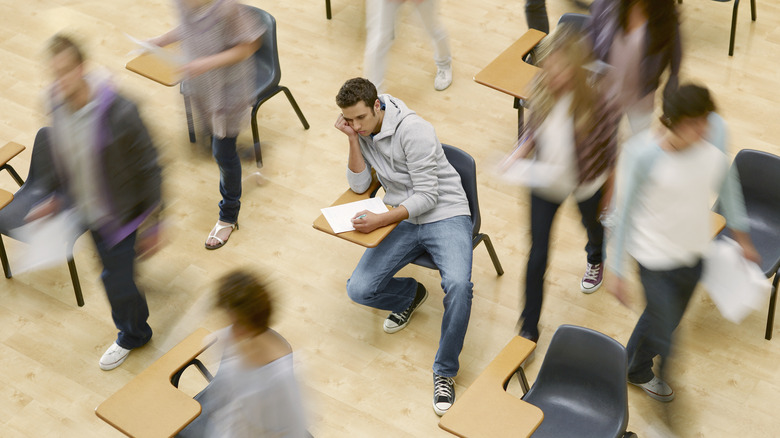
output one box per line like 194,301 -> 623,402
352,206 -> 409,234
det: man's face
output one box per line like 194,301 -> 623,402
341,100 -> 381,136
50,49 -> 84,102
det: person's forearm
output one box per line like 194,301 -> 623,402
378,205 -> 409,226
347,136 -> 366,174
200,39 -> 261,70
150,28 -> 182,47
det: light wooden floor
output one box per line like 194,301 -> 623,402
1,0 -> 779,436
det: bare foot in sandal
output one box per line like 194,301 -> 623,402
205,220 -> 238,250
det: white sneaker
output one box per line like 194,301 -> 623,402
99,342 -> 132,371
434,65 -> 452,91
630,375 -> 675,402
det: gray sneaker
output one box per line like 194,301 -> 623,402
630,375 -> 675,402
433,373 -> 455,416
383,283 -> 428,333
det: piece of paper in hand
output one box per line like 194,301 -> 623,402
8,211 -> 83,275
701,237 -> 770,323
321,198 -> 389,233
498,158 -> 568,188
124,33 -> 185,67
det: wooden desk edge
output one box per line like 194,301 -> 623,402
0,141 -> 25,165
95,328 -> 215,436
438,336 -> 543,437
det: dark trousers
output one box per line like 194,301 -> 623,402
525,0 -> 549,33
93,230 -> 153,349
626,260 -> 703,384
520,188 -> 605,337
212,136 -> 241,224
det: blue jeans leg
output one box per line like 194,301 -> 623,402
576,187 -> 605,265
92,231 -> 153,349
212,136 -> 241,224
347,221 -> 426,312
423,215 -> 473,377
521,193 -> 561,337
626,260 -> 703,383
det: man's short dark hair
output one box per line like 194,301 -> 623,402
48,33 -> 85,64
216,268 -> 272,335
336,78 -> 378,109
661,84 -> 716,128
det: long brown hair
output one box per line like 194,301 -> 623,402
527,24 -> 599,139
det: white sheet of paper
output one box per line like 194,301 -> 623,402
124,33 -> 184,67
498,158 -> 568,188
8,211 -> 82,275
701,237 -> 771,323
321,198 -> 389,233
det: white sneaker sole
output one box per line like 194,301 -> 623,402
580,280 -> 603,294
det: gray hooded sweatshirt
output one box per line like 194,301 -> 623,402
347,94 -> 471,225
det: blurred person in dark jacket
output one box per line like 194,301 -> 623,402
29,34 -> 163,370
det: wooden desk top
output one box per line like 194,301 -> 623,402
313,179 -> 398,248
95,328 -> 216,438
126,48 -> 181,87
711,211 -> 726,237
473,29 -> 546,100
0,189 -> 13,209
439,336 -> 543,438
0,141 -> 25,166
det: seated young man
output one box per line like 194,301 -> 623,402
333,78 -> 473,416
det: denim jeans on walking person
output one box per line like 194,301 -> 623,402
521,188 -> 605,338
92,230 -> 153,350
626,260 -> 703,384
346,215 -> 473,378
212,136 -> 241,224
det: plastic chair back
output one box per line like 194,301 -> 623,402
719,149 -> 780,276
442,144 -> 480,237
523,325 -> 629,438
0,127 -> 58,235
245,6 -> 282,101
556,12 -> 591,31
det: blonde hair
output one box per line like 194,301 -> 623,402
527,24 -> 599,137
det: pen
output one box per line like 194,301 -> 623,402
355,214 -> 367,220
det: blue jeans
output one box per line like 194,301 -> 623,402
520,189 -> 605,337
346,215 -> 473,377
92,230 -> 153,349
212,136 -> 241,224
626,260 -> 703,384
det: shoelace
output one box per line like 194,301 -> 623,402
583,264 -> 601,282
434,375 -> 454,399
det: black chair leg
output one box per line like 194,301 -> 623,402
1,164 -> 24,186
251,104 -> 263,168
729,0 -> 740,56
326,0 -> 332,19
766,272 -> 778,340
171,359 -> 214,388
513,366 -> 531,393
514,97 -> 525,137
750,0 -> 756,21
482,234 -> 504,276
473,234 -> 504,276
0,235 -> 11,278
281,86 -> 310,130
67,256 -> 85,307
184,93 -> 196,143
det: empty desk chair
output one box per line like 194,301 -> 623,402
518,325 -> 636,438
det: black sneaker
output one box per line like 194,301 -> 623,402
383,282 -> 428,334
433,373 -> 455,416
